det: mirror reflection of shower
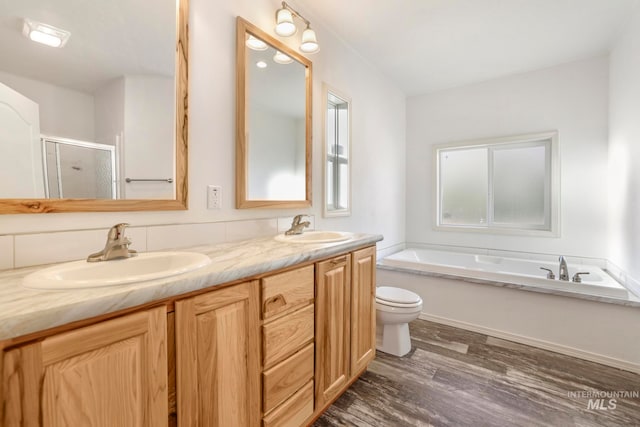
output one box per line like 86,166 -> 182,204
42,136 -> 117,199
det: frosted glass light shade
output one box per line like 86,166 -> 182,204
275,8 -> 296,36
273,51 -> 293,64
246,35 -> 268,51
300,26 -> 319,53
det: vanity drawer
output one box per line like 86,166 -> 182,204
263,380 -> 314,427
262,265 -> 314,319
263,304 -> 314,368
263,343 -> 314,413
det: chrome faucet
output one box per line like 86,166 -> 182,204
285,214 -> 310,235
558,256 -> 569,281
87,223 -> 137,262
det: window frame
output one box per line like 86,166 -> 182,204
433,131 -> 560,237
322,83 -> 352,218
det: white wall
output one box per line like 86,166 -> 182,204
609,5 -> 640,285
248,107 -> 304,200
123,75 -> 175,199
406,56 -> 609,258
0,0 -> 406,257
0,71 -> 95,141
94,78 -> 125,147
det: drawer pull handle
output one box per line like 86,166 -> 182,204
264,294 -> 287,312
331,256 -> 347,265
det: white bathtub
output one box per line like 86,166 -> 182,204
379,248 -> 628,299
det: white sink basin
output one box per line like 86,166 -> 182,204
23,251 -> 211,290
275,231 -> 354,244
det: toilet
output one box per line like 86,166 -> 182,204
375,286 -> 423,357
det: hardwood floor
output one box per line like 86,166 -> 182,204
314,320 -> 640,427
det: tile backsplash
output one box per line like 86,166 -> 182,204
0,236 -> 12,270
1,216 -> 312,270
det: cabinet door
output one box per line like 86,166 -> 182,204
2,307 -> 168,427
175,281 -> 260,427
315,254 -> 351,409
351,246 -> 376,375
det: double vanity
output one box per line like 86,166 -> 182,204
0,232 -> 381,426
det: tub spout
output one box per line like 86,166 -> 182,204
558,256 -> 569,281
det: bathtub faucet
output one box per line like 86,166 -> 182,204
558,256 -> 569,281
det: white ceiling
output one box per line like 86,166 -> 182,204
295,0 -> 638,96
1,1 -> 636,97
0,0 -> 175,93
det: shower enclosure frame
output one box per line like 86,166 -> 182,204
41,135 -> 118,199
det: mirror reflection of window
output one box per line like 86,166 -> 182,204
436,131 -> 558,234
324,86 -> 351,217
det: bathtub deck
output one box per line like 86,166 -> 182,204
314,319 -> 640,427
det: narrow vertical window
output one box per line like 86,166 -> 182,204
323,85 -> 351,217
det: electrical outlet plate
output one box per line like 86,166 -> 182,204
207,185 -> 221,209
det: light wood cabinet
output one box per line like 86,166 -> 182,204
314,247 -> 377,415
261,265 -> 314,320
1,244 -> 378,427
261,266 -> 315,425
350,246 -> 376,375
263,380 -> 314,427
314,254 -> 351,409
2,306 -> 168,427
175,280 -> 260,427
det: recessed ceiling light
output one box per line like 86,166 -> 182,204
23,18 -> 71,48
256,61 -> 268,69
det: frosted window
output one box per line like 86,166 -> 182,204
492,144 -> 548,226
435,133 -> 557,234
439,148 -> 487,225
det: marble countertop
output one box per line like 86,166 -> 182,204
0,233 -> 382,342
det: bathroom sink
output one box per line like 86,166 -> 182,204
275,231 -> 354,244
23,251 -> 211,290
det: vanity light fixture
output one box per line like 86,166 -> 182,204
275,7 -> 296,37
273,51 -> 293,64
300,24 -> 319,53
274,1 -> 320,54
246,34 -> 268,51
23,18 -> 70,48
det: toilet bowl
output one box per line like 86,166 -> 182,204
375,286 -> 423,357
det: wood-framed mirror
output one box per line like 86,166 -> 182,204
236,17 -> 312,209
0,0 -> 189,214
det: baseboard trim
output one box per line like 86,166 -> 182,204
418,312 -> 640,375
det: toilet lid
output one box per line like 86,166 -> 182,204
376,286 -> 421,304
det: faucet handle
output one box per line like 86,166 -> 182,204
572,272 -> 590,283
292,214 -> 308,225
540,267 -> 555,280
106,223 -> 131,243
